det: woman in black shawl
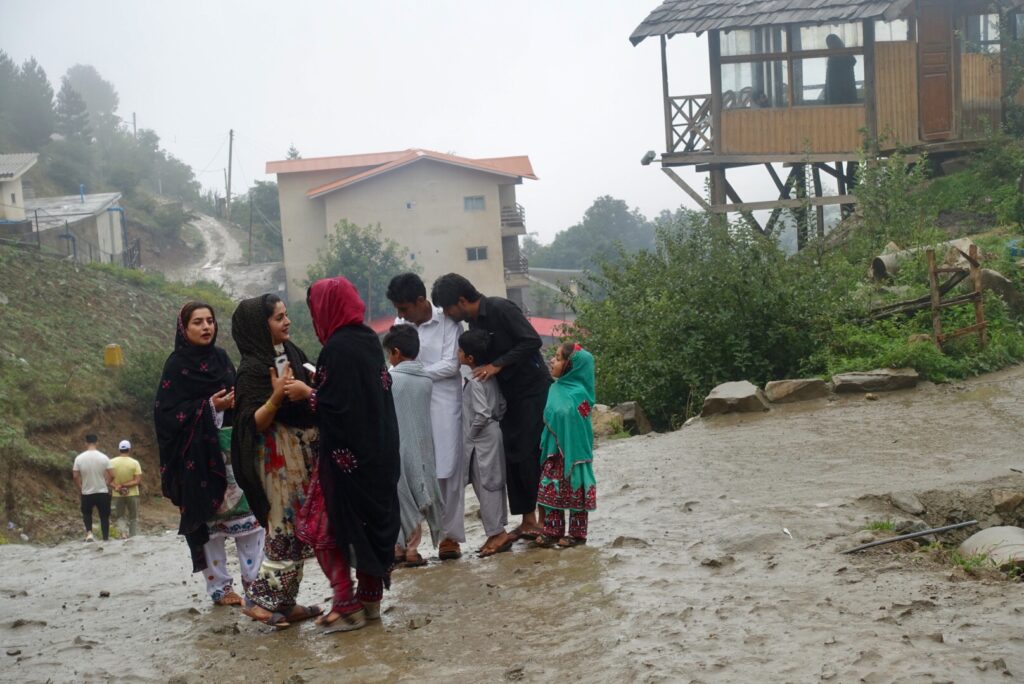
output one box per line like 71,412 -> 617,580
231,294 -> 321,628
154,302 -> 265,606
285,276 -> 400,633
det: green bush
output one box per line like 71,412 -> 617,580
117,348 -> 167,407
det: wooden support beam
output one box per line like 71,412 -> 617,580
661,36 -> 673,154
663,152 -> 864,166
710,194 -> 859,214
764,166 -> 801,236
661,168 -> 713,212
863,19 -> 879,153
709,30 -> 723,157
765,163 -> 786,194
723,179 -> 764,233
795,165 -> 809,251
812,165 -> 825,239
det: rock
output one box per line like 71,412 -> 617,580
701,381 -> 769,416
764,378 -> 830,404
99,590 -> 110,598
865,393 -> 879,401
504,667 -> 525,681
408,616 -> 432,630
0,292 -> 7,306
610,536 -> 650,549
991,490 -> 1024,515
958,526 -> 1024,570
610,401 -> 652,435
907,333 -> 932,345
591,404 -> 624,438
6,649 -> 20,656
980,269 -> 1024,319
9,618 -> 46,628
832,368 -> 919,393
893,519 -> 927,534
890,492 -> 925,515
700,555 -> 734,568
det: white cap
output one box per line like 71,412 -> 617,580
118,439 -> 131,451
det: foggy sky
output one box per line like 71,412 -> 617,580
1,0 -> 720,242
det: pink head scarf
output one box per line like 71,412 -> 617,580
307,276 -> 367,344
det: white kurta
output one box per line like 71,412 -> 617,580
396,306 -> 464,479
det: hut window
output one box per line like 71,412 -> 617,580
721,27 -> 787,56
721,60 -> 788,109
794,23 -> 863,51
963,14 -> 1000,54
875,19 -> 912,43
793,57 -> 864,106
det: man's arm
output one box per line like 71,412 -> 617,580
489,300 -> 542,369
123,464 -> 142,488
422,318 -> 462,381
73,470 -> 82,492
104,467 -> 114,487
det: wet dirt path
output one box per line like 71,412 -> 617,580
3,367 -> 1024,682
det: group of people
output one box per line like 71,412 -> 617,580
72,435 -> 143,541
151,272 -> 597,634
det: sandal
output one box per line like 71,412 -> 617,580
242,605 -> 291,630
533,534 -> 560,548
404,551 -> 428,568
286,604 -> 323,623
478,536 -> 515,558
509,525 -> 541,541
214,590 -> 243,607
557,537 -> 587,549
320,608 -> 367,634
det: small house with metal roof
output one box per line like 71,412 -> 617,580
0,153 -> 39,222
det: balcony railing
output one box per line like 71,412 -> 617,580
504,254 -> 529,280
668,94 -> 713,154
501,203 -> 526,228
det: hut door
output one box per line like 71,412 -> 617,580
918,0 -> 955,140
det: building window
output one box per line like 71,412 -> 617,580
964,14 -> 1000,54
720,21 -> 866,110
10,193 -> 15,205
466,246 -> 488,261
464,195 -> 485,211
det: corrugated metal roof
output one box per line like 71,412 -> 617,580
24,192 -> 122,232
630,0 -> 914,43
0,153 -> 39,180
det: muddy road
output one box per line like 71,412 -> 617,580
164,212 -> 284,300
3,367 -> 1024,682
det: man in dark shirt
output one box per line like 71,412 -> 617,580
432,273 -> 551,540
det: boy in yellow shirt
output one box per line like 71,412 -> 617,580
110,440 -> 142,538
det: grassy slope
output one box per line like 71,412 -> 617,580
0,245 -> 235,470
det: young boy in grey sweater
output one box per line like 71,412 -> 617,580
457,329 -> 513,557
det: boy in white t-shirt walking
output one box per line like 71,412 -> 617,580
72,434 -> 113,541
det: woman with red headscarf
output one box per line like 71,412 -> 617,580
284,276 -> 401,633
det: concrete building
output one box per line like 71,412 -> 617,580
24,192 -> 125,263
266,148 -> 536,304
0,153 -> 38,222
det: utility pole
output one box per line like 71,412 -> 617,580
248,193 -> 254,265
132,112 -> 137,139
226,128 -> 234,221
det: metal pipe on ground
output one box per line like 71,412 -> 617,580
870,238 -> 975,281
840,520 -> 979,554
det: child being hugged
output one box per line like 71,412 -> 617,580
457,329 -> 514,558
535,342 -> 597,548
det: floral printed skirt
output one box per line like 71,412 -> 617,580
537,450 -> 596,513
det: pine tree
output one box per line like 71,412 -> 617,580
10,57 -> 55,150
286,144 -> 301,159
56,77 -> 92,141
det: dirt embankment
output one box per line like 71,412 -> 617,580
3,365 -> 1023,683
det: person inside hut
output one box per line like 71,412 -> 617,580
824,34 -> 858,105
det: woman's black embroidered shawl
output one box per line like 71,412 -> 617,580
154,304 -> 235,572
316,324 -> 401,582
230,295 -> 316,527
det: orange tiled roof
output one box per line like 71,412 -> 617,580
265,148 -> 536,199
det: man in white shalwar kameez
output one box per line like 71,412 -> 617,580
388,274 -> 467,560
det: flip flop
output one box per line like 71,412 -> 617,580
478,537 -> 515,558
214,590 -> 243,607
532,534 -> 560,548
320,608 -> 367,634
286,604 -> 323,623
404,552 -> 428,567
243,606 -> 291,630
557,537 -> 587,549
509,526 -> 540,541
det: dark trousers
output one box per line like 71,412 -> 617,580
81,493 -> 112,540
501,391 -> 547,516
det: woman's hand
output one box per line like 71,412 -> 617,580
283,376 -> 313,402
270,363 -> 291,405
211,388 -> 235,412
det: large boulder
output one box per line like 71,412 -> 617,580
701,381 -> 769,417
591,404 -> 623,438
958,526 -> 1024,570
611,401 -> 653,435
764,378 -> 830,404
832,368 -> 919,393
